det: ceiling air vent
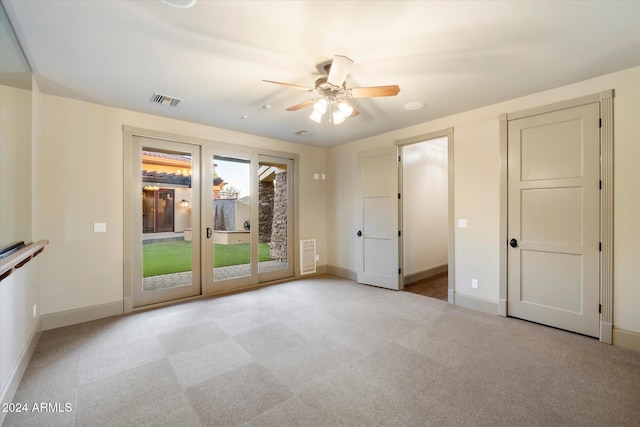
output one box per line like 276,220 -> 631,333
150,93 -> 182,107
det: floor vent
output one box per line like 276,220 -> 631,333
150,93 -> 182,107
300,239 -> 316,275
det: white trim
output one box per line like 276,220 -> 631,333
503,93 -> 601,121
0,318 -> 41,426
599,90 -> 614,344
454,293 -> 499,315
41,301 -> 123,331
612,328 -> 640,352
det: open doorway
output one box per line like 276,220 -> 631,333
400,135 -> 450,301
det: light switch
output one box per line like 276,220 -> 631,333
458,219 -> 468,228
94,223 -> 107,233
313,173 -> 320,180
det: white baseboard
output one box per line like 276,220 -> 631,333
0,317 -> 42,425
404,264 -> 448,285
454,293 -> 499,315
613,327 -> 640,352
41,300 -> 124,331
326,265 -> 357,281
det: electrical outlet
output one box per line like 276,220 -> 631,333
315,254 -> 320,261
471,279 -> 478,289
94,222 -> 107,233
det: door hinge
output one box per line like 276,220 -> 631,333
599,242 -> 602,252
398,230 -> 401,237
599,304 -> 602,314
398,155 -> 401,162
398,268 -> 402,275
398,193 -> 401,199
599,180 -> 602,190
599,118 -> 602,128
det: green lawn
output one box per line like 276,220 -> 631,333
143,241 -> 272,277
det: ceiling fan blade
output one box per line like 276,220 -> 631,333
327,55 -> 353,87
350,85 -> 401,98
263,80 -> 311,91
286,99 -> 317,111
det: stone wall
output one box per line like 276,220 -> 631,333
259,180 -> 274,243
214,199 -> 236,231
270,172 -> 287,262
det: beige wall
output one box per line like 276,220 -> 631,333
0,81 -> 40,405
327,66 -> 640,336
0,85 -> 32,244
34,94 -> 328,315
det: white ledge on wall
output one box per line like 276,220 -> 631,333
0,240 -> 49,282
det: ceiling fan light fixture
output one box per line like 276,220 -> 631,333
332,110 -> 346,125
338,101 -> 353,118
309,110 -> 323,123
313,98 -> 328,114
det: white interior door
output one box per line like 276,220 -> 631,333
357,147 -> 400,290
507,103 -> 600,337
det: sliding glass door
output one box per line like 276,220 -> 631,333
125,131 -> 294,308
130,136 -> 201,307
257,156 -> 293,282
203,149 -> 293,293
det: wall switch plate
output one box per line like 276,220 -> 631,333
313,173 -> 320,180
33,304 -> 37,318
321,174 -> 326,180
315,254 -> 320,261
471,279 -> 478,289
458,219 -> 468,228
94,223 -> 107,233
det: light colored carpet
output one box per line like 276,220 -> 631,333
3,274 -> 639,426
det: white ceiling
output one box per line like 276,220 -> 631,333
3,0 -> 640,147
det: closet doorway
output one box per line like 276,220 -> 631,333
398,129 -> 454,303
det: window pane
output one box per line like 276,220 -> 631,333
141,147 -> 193,291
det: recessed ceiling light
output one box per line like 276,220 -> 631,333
241,115 -> 248,119
262,104 -> 272,110
403,101 -> 426,111
160,0 -> 197,9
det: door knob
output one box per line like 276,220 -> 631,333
357,230 -> 362,237
509,238 -> 518,248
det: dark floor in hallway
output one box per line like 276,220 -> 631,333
404,271 -> 448,301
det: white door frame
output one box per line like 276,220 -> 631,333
499,91 -> 614,343
396,128 -> 455,303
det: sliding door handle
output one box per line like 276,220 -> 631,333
206,228 -> 213,239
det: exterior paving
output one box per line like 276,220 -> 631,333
143,261 -> 288,291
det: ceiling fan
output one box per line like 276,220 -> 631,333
263,55 -> 400,125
